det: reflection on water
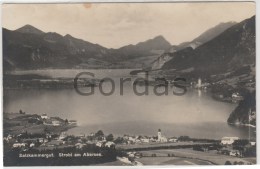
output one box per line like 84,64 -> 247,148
4,69 -> 256,139
198,89 -> 202,97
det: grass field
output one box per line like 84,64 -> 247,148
137,156 -> 212,165
136,148 -> 255,165
117,142 -> 212,150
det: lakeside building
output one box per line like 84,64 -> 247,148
232,92 -> 243,101
52,120 -> 62,126
68,120 -> 77,125
221,137 -> 239,145
43,117 -> 63,126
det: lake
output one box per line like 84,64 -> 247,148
4,69 -> 255,139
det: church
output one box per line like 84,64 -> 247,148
157,129 -> 168,142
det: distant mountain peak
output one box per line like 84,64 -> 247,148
64,34 -> 73,38
16,24 -> 44,35
154,35 -> 165,39
192,21 -> 237,42
162,16 -> 255,72
138,35 -> 171,47
152,35 -> 168,42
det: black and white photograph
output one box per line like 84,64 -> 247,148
1,1 -> 257,166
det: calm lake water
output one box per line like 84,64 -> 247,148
4,69 -> 255,139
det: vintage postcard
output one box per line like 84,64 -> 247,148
1,1 -> 256,166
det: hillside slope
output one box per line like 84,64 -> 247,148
151,22 -> 236,70
3,26 -> 171,71
162,16 -> 255,75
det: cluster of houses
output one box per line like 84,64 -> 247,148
5,124 -> 120,152
220,136 -> 256,157
4,133 -> 49,149
5,115 -> 256,160
6,129 -> 175,151
4,130 -> 116,151
194,78 -> 210,90
3,112 -> 80,151
122,129 -> 178,144
41,114 -> 77,126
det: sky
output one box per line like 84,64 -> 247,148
2,2 -> 255,48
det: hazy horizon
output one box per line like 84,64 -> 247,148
2,2 -> 255,48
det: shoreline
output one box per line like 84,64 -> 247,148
228,122 -> 256,128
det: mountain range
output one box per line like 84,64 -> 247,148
3,20 -> 239,71
173,21 -> 237,51
2,25 -> 171,71
158,16 -> 255,77
151,21 -> 237,70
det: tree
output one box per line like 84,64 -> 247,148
95,130 -> 104,137
225,161 -> 232,165
19,109 -> 24,114
232,139 -> 249,155
178,136 -> 191,142
114,137 -> 125,144
95,130 -> 104,141
233,139 -> 249,148
106,134 -> 114,141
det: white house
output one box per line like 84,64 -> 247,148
89,133 -> 95,137
29,143 -> 35,148
4,134 -> 13,142
13,142 -> 27,148
105,141 -> 115,148
127,152 -> 136,158
38,138 -> 48,143
68,120 -> 77,125
232,92 -> 243,100
96,141 -> 103,147
59,132 -> 67,140
169,138 -> 178,143
128,136 -> 136,142
221,137 -> 239,145
41,113 -> 48,119
75,143 -> 86,149
135,139 -> 141,143
229,150 -> 241,157
250,141 -> 256,146
52,120 -> 61,126
141,138 -> 150,143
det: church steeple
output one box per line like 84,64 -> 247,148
158,129 -> 162,141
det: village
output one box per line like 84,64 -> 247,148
3,111 -> 256,165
